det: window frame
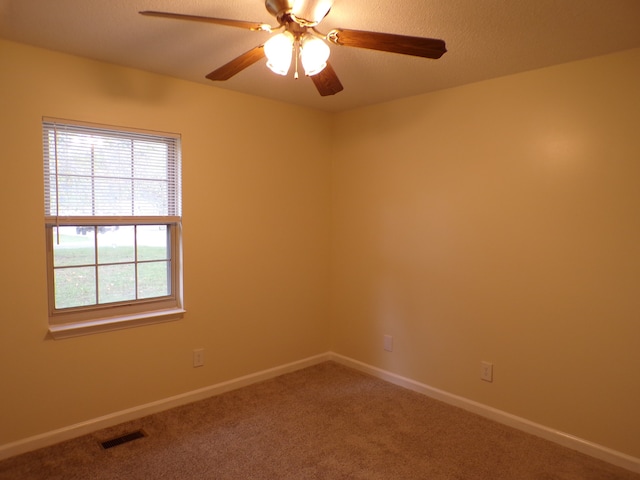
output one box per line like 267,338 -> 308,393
42,118 -> 184,339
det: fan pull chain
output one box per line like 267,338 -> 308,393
294,40 -> 299,79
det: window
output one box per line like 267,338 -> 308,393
43,118 -> 184,338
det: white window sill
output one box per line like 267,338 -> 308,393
48,308 -> 186,339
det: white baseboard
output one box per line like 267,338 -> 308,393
328,352 -> 640,475
0,352 -> 331,461
3,351 -> 639,474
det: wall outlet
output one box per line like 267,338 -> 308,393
481,361 -> 493,382
193,348 -> 205,367
383,334 -> 393,352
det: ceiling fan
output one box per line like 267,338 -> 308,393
140,0 -> 447,97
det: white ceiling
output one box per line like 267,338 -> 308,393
2,0 -> 640,112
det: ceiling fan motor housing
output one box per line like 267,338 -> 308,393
265,0 -> 332,26
265,0 -> 295,18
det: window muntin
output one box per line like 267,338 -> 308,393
43,119 -> 183,336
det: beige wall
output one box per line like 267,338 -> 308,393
0,39 -> 332,444
331,48 -> 640,458
2,36 -> 639,460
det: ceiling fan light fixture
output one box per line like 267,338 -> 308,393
264,31 -> 295,75
300,34 -> 330,76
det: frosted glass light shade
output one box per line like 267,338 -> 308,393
300,34 -> 330,76
292,0 -> 334,24
264,32 -> 294,75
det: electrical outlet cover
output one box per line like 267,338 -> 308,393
481,361 -> 493,382
383,335 -> 393,352
193,349 -> 205,367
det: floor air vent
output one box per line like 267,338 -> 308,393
100,430 -> 146,449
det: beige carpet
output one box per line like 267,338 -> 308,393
1,361 -> 638,479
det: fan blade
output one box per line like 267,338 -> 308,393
310,62 -> 343,96
139,11 -> 271,32
327,29 -> 446,59
206,45 -> 266,81
292,0 -> 334,24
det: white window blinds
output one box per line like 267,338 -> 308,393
43,119 -> 181,218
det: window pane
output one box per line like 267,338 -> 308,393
57,176 -> 94,216
133,179 -> 168,215
56,133 -> 92,176
134,141 -> 169,180
54,266 -> 96,308
94,177 -> 133,216
53,226 -> 95,267
93,137 -> 132,178
97,226 -> 134,264
98,264 -> 136,304
138,261 -> 170,299
138,225 -> 169,261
